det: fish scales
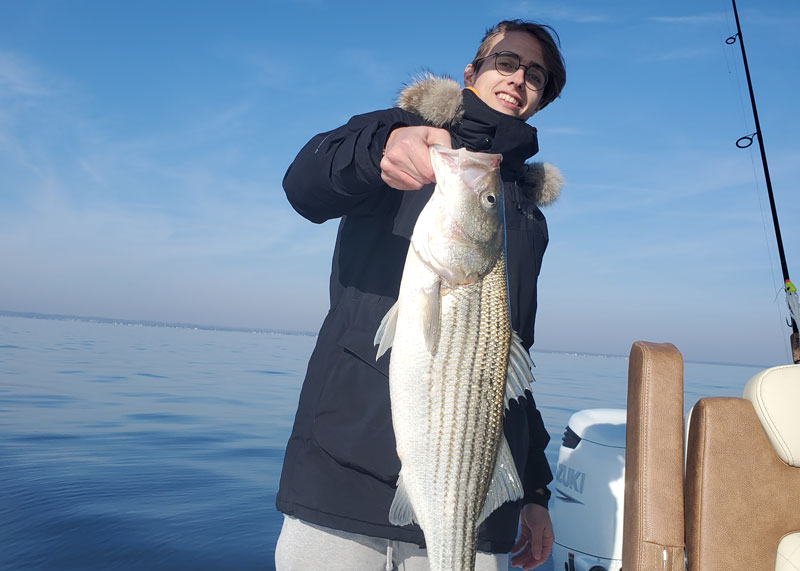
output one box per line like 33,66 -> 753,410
447,258 -> 509,569
411,257 -> 510,570
375,145 -> 530,571
400,261 -> 507,569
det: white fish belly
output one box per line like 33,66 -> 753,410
389,256 -> 510,571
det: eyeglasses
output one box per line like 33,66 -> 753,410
472,51 -> 548,91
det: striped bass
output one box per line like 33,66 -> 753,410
374,145 -> 535,571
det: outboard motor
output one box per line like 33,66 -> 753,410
549,408 -> 626,571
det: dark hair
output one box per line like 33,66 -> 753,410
472,20 -> 566,110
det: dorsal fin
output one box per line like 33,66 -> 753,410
505,331 -> 535,407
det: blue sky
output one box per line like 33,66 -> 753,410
1,1 -> 798,366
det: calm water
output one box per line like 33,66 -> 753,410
0,315 -> 764,570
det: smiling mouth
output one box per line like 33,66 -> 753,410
496,92 -> 521,108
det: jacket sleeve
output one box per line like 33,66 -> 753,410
283,109 -> 425,224
522,393 -> 553,509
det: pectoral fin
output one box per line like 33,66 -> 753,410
420,280 -> 441,354
505,331 -> 535,408
388,471 -> 418,526
477,435 -> 524,526
374,302 -> 399,359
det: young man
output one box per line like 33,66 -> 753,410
275,20 -> 566,571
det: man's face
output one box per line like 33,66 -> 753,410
464,31 -> 547,121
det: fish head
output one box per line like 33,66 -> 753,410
423,145 -> 504,283
429,145 -> 503,243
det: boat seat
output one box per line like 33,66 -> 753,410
622,341 -> 686,571
684,364 -> 800,571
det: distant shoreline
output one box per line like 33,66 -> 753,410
0,309 -> 317,338
0,309 -> 766,369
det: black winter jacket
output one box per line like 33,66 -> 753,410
276,77 -> 559,554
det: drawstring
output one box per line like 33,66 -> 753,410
510,180 -> 535,219
509,180 -> 521,213
385,543 -> 393,571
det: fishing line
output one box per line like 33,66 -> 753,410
732,80 -> 793,361
717,0 -> 776,290
720,3 -> 753,134
720,0 -> 795,361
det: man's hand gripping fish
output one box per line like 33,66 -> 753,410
375,145 -> 536,571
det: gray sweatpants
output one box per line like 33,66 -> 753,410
275,516 -> 509,571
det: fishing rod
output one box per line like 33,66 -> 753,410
726,0 -> 800,363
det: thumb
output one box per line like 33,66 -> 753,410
425,127 -> 452,149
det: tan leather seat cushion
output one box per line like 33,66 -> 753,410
685,397 -> 800,570
622,341 -> 685,571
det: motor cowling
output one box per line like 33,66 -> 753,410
549,408 -> 626,571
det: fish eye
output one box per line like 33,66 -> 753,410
484,193 -> 497,206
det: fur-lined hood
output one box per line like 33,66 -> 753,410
396,74 -> 562,207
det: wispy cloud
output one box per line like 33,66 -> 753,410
733,9 -> 800,27
336,48 -> 400,91
533,7 -> 611,23
228,49 -> 293,89
0,173 -> 332,326
637,46 -> 717,62
0,51 -> 51,97
0,45 -> 337,330
539,126 -> 585,136
649,13 -> 726,24
503,2 -> 612,23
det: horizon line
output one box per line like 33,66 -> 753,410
0,308 -> 768,369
